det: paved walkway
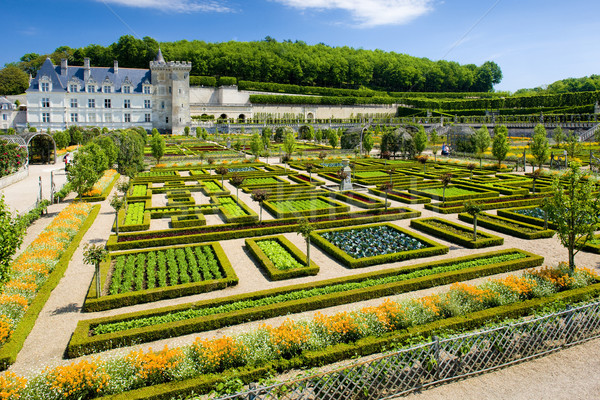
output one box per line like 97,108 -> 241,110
0,163 -> 68,214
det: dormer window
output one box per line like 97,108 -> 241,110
87,85 -> 96,93
41,82 -> 50,92
143,85 -> 151,94
103,85 -> 112,93
122,85 -> 131,94
69,84 -> 78,92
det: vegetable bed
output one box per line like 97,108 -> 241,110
410,217 -> 504,248
311,223 -> 448,268
245,235 -> 320,280
458,212 -> 555,239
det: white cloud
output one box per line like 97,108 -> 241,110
96,0 -> 232,13
273,0 -> 433,27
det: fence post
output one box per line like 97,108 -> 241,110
433,335 -> 440,380
248,382 -> 257,400
563,304 -> 574,345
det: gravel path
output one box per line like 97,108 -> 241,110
4,161 -> 600,400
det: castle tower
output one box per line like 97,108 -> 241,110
150,49 -> 191,134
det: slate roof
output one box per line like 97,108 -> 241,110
27,58 -> 152,93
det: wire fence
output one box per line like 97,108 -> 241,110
213,300 -> 600,400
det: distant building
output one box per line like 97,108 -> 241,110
0,96 -> 26,131
26,50 -> 191,134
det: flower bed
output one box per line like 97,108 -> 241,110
311,223 -> 448,268
84,243 -> 237,312
458,212 -> 555,240
410,217 -> 504,249
264,196 -> 350,218
245,235 -> 319,280
80,169 -> 120,202
68,248 -> 541,356
0,203 -> 99,370
53,263 -> 600,400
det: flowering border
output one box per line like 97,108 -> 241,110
0,204 -> 100,370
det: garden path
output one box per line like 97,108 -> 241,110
3,160 -> 600,400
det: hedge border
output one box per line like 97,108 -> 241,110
0,204 -> 100,371
106,208 -> 420,251
213,195 -> 259,224
410,217 -> 504,249
409,184 -> 499,202
458,212 -> 556,240
328,190 -> 388,209
200,180 -> 230,196
310,223 -> 449,269
170,213 -> 207,229
262,196 -> 350,219
67,248 -> 541,357
83,242 -> 238,312
425,196 -> 544,214
245,235 -> 320,281
115,200 -> 153,232
369,188 -> 431,204
496,206 -> 558,230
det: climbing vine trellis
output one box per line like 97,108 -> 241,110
214,301 -> 600,400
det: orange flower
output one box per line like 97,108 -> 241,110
314,311 -> 361,343
0,372 -> 27,399
266,319 -> 310,358
362,299 -> 406,331
126,346 -> 182,382
191,336 -> 246,373
45,359 -> 108,399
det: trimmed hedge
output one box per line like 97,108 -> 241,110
310,223 -> 449,268
170,213 -> 207,228
200,180 -> 230,196
115,200 -> 152,232
369,188 -> 431,204
328,191 -> 388,209
0,205 -> 100,371
106,208 -> 420,251
425,195 -> 544,214
409,184 -> 499,202
583,235 -> 600,254
458,212 -> 556,240
245,235 -> 319,280
190,75 -> 217,87
67,248 -> 542,357
410,217 -> 504,249
287,174 -> 326,186
496,206 -> 557,230
214,196 -> 259,224
83,242 -> 237,312
262,196 -> 350,219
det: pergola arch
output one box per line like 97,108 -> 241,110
1,132 -> 58,165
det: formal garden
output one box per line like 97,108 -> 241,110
0,123 -> 599,400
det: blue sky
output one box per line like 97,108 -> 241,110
3,0 -> 599,92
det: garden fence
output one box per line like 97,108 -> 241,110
214,300 -> 600,400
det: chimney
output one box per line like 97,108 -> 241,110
84,58 -> 90,81
60,58 -> 68,75
113,60 -> 118,74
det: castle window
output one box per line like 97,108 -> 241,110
105,114 -> 112,123
42,112 -> 50,123
169,86 -> 172,94
41,98 -> 50,108
161,101 -> 165,109
2,114 -> 7,121
87,85 -> 95,93
104,99 -> 111,108
124,99 -> 131,109
70,113 -> 78,123
124,113 -> 131,123
41,82 -> 50,92
143,86 -> 151,94
144,100 -> 151,109
69,84 -> 78,92
122,86 -> 131,94
103,85 -> 112,93
144,113 -> 151,123
70,99 -> 78,108
88,99 -> 95,108
88,114 -> 96,123
166,117 -> 169,123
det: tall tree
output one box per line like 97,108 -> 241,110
283,132 -> 297,157
553,126 -> 565,148
150,132 -> 166,164
413,125 -> 428,155
492,125 -> 510,168
530,124 -> 550,171
0,66 -> 29,95
473,125 -> 491,168
546,162 -> 600,270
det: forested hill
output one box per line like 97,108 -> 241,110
515,75 -> 600,96
15,35 -> 502,93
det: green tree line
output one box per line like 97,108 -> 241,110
7,35 -> 502,93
